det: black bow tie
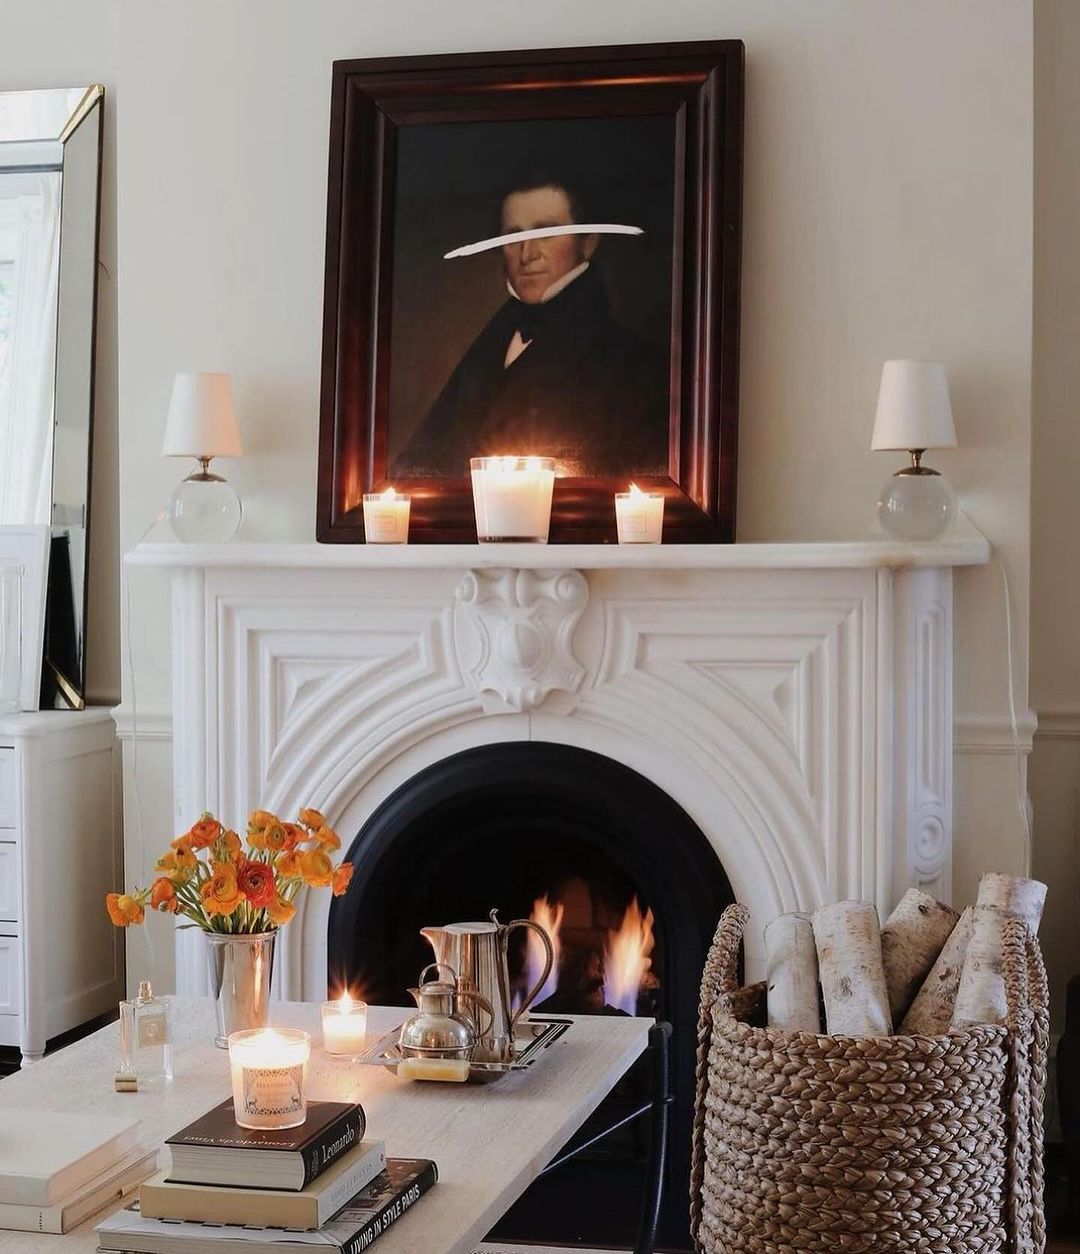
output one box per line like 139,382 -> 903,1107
514,299 -> 553,343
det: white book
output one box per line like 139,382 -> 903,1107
0,1109 -> 142,1206
0,1147 -> 157,1234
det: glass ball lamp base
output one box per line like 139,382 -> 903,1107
169,462 -> 242,543
877,462 -> 956,542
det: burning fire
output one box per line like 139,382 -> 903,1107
517,895 -> 564,1010
516,890 -> 656,1016
602,898 -> 656,1015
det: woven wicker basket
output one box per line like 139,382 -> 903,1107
691,904 -> 1049,1253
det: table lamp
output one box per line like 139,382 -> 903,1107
871,359 -> 957,541
162,372 -> 243,543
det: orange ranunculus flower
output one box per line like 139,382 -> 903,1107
248,809 -> 278,834
217,829 -> 242,860
261,823 -> 289,853
299,848 -> 334,888
237,858 -> 276,908
312,825 -> 341,851
298,808 -> 326,830
331,862 -> 354,897
200,866 -> 243,917
156,846 -> 197,880
149,878 -> 179,913
281,822 -> 306,851
267,895 -> 296,926
105,892 -> 145,927
276,849 -> 303,880
186,815 -> 223,849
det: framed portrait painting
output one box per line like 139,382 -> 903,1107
317,41 -> 744,543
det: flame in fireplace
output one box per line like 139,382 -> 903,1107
602,898 -> 655,1015
517,895 -> 564,1010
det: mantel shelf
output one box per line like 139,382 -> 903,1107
126,517 -> 990,572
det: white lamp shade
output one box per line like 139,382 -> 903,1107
871,360 -> 957,452
162,372 -> 243,459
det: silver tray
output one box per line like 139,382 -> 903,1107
355,1015 -> 572,1083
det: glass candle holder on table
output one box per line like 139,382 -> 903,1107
470,456 -> 555,543
321,992 -> 368,1057
228,1028 -> 310,1130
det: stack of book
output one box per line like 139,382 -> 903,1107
96,1099 -> 437,1254
0,1109 -> 155,1234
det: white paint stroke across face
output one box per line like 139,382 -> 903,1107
444,223 -> 644,259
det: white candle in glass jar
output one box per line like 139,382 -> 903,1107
615,483 -> 665,544
321,992 -> 368,1056
362,487 -> 410,544
228,1028 -> 310,1130
470,456 -> 555,543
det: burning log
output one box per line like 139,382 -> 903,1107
812,901 -> 892,1036
880,889 -> 960,1022
602,899 -> 655,1016
764,912 -> 821,1034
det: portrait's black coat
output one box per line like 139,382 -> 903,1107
396,265 -> 669,478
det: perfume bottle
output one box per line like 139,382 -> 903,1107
117,981 -> 173,1089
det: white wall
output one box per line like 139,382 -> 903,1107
1031,0 -> 1080,1030
9,1 -> 1041,995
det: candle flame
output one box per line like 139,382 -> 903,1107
381,486 -> 396,501
628,482 -> 645,498
337,990 -> 354,1013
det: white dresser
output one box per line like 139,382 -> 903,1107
0,708 -> 123,1066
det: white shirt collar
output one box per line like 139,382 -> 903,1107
507,260 -> 590,304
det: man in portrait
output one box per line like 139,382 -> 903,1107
397,170 -> 670,478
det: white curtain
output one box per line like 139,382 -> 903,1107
0,171 -> 61,525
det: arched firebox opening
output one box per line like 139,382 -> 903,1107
328,742 -> 735,1249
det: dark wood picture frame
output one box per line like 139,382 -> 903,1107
317,41 -> 744,544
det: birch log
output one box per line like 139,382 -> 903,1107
976,872 -> 1047,935
899,906 -> 974,1034
952,905 -> 1011,1026
812,901 -> 892,1036
880,889 -> 960,1022
764,912 -> 821,1034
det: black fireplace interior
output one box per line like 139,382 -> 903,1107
328,742 -> 734,1250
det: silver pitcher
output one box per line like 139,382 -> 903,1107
420,909 -> 554,1063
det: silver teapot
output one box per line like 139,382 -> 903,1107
398,963 -> 493,1060
421,909 -> 555,1063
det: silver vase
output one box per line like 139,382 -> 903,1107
204,931 -> 277,1048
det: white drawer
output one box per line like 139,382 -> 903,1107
0,844 -> 19,923
0,934 -> 21,1015
0,749 -> 13,828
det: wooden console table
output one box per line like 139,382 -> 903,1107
0,1000 -> 653,1254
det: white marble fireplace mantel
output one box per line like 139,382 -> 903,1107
127,527 -> 990,573
126,524 -> 990,999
